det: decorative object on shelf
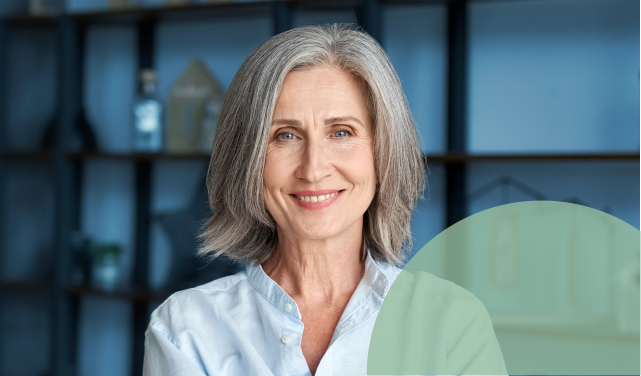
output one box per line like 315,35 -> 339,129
133,69 -> 164,153
199,99 -> 222,153
90,243 -> 122,291
29,0 -> 62,16
155,174 -> 244,290
167,59 -> 225,154
69,231 -> 93,286
39,108 -> 99,151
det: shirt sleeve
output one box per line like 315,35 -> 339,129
143,321 -> 208,376
445,298 -> 508,375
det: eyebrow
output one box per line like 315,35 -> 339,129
324,116 -> 364,127
271,119 -> 301,126
271,116 -> 364,127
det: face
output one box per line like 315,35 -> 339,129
263,65 -> 377,242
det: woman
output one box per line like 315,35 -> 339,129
144,24 -> 507,376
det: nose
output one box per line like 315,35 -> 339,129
295,137 -> 333,183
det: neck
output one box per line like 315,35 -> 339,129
261,220 -> 365,306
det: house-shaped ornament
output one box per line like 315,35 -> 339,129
167,60 -> 224,154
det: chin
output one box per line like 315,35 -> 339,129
292,221 -> 343,241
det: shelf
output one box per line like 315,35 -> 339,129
2,150 -> 210,160
4,150 -> 635,162
0,281 -> 174,302
69,1 -> 273,25
67,151 -> 211,161
284,0 -> 367,11
423,152 -> 640,163
0,280 -> 51,292
1,2 -> 269,26
1,0 -> 363,26
381,0 -> 452,4
1,14 -> 57,27
4,150 -> 636,163
65,285 -> 173,303
1,149 -> 54,159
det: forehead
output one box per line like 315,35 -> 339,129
273,65 -> 369,119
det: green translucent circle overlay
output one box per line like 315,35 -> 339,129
368,201 -> 640,375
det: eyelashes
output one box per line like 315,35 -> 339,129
332,129 -> 352,138
276,132 -> 296,141
273,128 -> 354,141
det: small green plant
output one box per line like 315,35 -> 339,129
91,244 -> 121,264
91,244 -> 122,291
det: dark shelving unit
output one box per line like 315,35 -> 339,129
0,1 -> 638,376
64,285 -> 172,303
423,152 -> 640,163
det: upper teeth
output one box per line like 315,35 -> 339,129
296,192 -> 338,203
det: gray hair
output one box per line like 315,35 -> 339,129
199,24 -> 425,266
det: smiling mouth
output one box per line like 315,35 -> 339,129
293,190 -> 344,203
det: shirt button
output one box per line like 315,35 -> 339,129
284,303 -> 292,312
281,335 -> 291,344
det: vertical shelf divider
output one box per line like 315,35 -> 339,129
273,0 -> 292,35
444,0 -> 469,288
132,17 -> 156,376
0,19 -> 7,376
52,16 -> 82,376
356,0 -> 382,44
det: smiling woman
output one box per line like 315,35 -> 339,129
143,24 -> 507,376
200,24 -> 424,268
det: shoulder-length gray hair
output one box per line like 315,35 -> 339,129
199,23 -> 425,266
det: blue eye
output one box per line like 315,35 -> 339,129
334,131 -> 348,138
279,133 -> 294,140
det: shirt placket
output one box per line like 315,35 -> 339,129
280,312 -> 309,376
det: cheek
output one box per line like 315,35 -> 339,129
263,157 -> 278,193
339,145 -> 377,193
263,148 -> 295,199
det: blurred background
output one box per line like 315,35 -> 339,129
0,0 -> 638,375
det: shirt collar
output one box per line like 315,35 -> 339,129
245,249 -> 394,319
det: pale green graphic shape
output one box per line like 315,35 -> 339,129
368,201 -> 640,375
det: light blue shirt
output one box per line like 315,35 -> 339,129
143,250 -> 507,375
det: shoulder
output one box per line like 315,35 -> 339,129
148,269 -> 254,332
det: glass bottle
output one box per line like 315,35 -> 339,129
133,69 -> 163,152
199,99 -> 222,153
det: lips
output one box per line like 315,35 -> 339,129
294,191 -> 339,203
289,189 -> 344,210
292,189 -> 342,196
